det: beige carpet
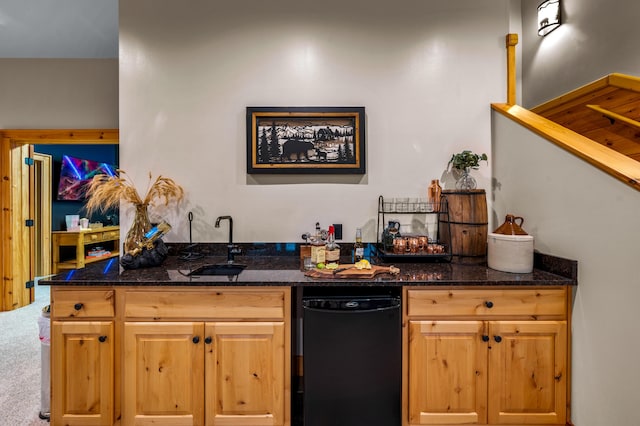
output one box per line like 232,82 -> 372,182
0,280 -> 51,425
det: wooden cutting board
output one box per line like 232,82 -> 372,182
304,264 -> 399,279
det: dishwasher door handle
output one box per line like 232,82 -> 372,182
303,305 -> 399,314
303,298 -> 400,313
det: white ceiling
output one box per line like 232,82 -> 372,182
0,0 -> 118,58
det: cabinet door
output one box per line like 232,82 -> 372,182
488,321 -> 567,425
205,322 -> 285,426
408,320 -> 487,425
51,321 -> 113,426
123,322 -> 205,426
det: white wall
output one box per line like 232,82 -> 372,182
521,0 -> 640,108
516,2 -> 640,423
119,0 -> 511,243
492,112 -> 640,425
0,59 -> 118,128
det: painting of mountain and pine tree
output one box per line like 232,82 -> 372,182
247,107 -> 365,174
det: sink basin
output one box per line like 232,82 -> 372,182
187,264 -> 247,276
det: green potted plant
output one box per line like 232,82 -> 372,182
447,150 -> 488,190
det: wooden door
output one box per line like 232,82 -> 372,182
51,321 -> 114,426
487,321 -> 567,425
1,142 -> 33,310
123,322 -> 205,426
408,320 -> 488,425
205,321 -> 285,426
0,129 -> 118,312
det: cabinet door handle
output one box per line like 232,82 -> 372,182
98,335 -> 107,343
74,303 -> 84,311
482,335 -> 490,342
493,335 -> 502,343
192,336 -> 200,344
204,336 -> 212,344
485,301 -> 494,308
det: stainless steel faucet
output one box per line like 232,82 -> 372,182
215,215 -> 242,263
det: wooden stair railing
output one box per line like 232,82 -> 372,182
499,35 -> 640,192
584,104 -> 640,131
491,103 -> 640,191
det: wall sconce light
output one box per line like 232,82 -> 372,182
538,0 -> 561,36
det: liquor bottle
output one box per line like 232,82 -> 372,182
310,222 -> 326,265
354,228 -> 364,262
129,220 -> 171,256
428,179 -> 442,212
325,225 -> 340,263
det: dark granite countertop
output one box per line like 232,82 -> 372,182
40,243 -> 577,287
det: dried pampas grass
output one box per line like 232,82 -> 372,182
85,170 -> 184,215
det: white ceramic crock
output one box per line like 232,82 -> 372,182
487,232 -> 534,273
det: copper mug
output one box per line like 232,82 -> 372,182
417,235 -> 428,252
407,237 -> 419,253
393,237 -> 406,254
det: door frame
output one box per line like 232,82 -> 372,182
33,152 -> 52,277
0,129 -> 119,311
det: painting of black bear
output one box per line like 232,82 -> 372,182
247,106 -> 365,174
281,139 -> 315,161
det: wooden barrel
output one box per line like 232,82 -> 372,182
440,189 -> 488,256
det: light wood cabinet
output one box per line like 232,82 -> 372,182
409,320 -> 488,425
122,320 -> 286,426
51,286 -> 290,426
487,321 -> 566,425
405,287 -> 569,426
51,292 -> 115,426
206,321 -> 286,425
123,322 -> 205,425
51,226 -> 120,273
121,288 -> 289,426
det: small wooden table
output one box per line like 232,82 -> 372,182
52,226 -> 120,273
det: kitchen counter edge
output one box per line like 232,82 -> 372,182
39,252 -> 577,287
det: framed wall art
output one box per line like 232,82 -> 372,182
246,106 -> 365,174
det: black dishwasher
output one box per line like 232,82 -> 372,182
302,287 -> 401,426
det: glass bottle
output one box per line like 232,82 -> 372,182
129,220 -> 171,256
325,225 -> 340,263
354,228 -> 364,262
310,222 -> 326,265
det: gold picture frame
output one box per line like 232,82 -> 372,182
246,106 -> 365,174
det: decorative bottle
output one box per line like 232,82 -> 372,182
128,220 -> 171,256
310,222 -> 326,265
428,179 -> 442,212
354,228 -> 364,262
325,225 -> 340,264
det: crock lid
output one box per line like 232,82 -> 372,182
493,214 -> 528,235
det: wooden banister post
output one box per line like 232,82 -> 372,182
506,33 -> 519,105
